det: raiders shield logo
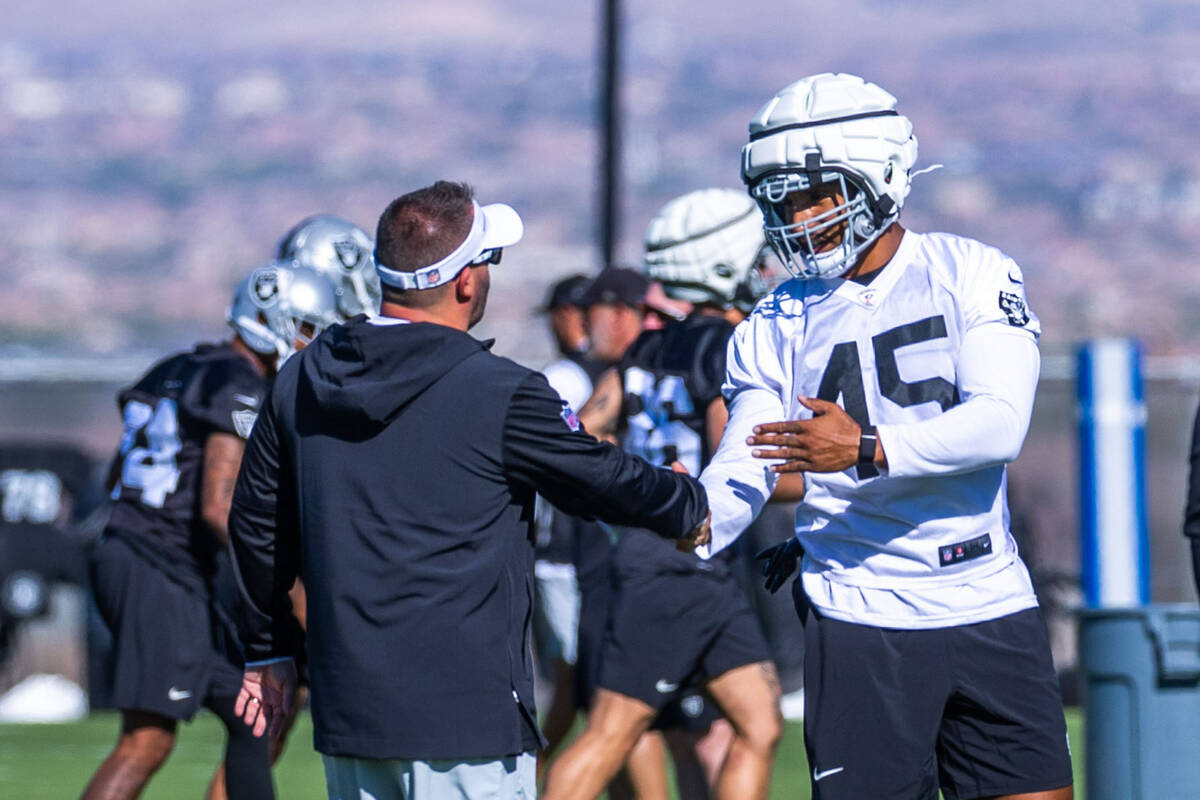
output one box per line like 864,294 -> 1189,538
998,291 -> 1029,327
333,239 -> 362,270
231,409 -> 259,439
252,269 -> 279,305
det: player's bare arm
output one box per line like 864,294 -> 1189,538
578,367 -> 622,440
747,396 -> 887,473
200,432 -> 246,546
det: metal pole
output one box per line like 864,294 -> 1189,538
599,0 -> 621,268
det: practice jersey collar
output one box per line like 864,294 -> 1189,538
833,229 -> 918,311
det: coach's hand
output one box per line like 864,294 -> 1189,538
748,397 -> 872,473
755,538 -> 804,593
670,461 -> 712,551
237,659 -> 298,739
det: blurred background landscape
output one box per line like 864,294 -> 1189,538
1,0 -> 1199,741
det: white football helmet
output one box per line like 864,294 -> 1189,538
277,214 -> 381,317
643,188 -> 768,313
741,72 -> 919,279
227,261 -> 340,365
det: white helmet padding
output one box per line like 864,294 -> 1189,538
643,188 -> 767,312
741,72 -> 920,280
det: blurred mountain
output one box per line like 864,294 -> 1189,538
2,0 -> 1199,364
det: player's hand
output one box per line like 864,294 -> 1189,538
747,397 -> 861,473
237,659 -> 298,739
677,511 -> 712,551
754,538 -> 804,593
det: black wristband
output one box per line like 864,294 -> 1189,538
858,425 -> 878,466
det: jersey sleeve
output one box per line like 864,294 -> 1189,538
502,372 -> 708,540
186,359 -> 267,440
960,245 -> 1041,340
697,308 -> 791,558
228,382 -> 301,662
876,312 -> 1040,477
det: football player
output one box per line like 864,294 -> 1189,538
278,214 -> 381,318
701,73 -> 1074,799
533,267 -> 657,778
542,189 -> 797,800
82,263 -> 339,800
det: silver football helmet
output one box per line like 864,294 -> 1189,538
741,72 -> 920,280
643,188 -> 768,313
277,214 -> 381,317
227,261 -> 340,365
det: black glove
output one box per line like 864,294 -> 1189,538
754,538 -> 804,594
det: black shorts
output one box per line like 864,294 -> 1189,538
801,601 -> 1073,800
594,530 -> 770,724
90,535 -> 243,721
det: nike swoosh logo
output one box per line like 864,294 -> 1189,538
813,767 -> 844,782
655,679 -> 679,694
167,687 -> 192,701
233,393 -> 260,407
1008,269 -> 1023,284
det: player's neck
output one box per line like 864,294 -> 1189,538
842,222 -> 905,282
230,336 -> 274,378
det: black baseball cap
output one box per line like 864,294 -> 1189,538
580,266 -> 649,309
543,274 -> 591,311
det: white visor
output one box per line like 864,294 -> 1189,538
375,200 -> 524,290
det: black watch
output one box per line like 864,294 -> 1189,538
858,425 -> 878,466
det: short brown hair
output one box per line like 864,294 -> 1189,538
377,181 -> 475,307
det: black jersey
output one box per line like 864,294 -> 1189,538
618,312 -> 733,475
104,342 -> 267,589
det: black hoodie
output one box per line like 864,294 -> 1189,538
229,317 -> 707,760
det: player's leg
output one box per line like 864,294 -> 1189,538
704,662 -> 783,800
801,605 -> 946,799
691,719 -> 734,787
540,688 -> 657,800
80,710 -> 177,800
936,609 -> 1073,800
206,687 -> 274,800
533,559 -> 582,770
608,729 -> 670,800
83,537 -> 202,799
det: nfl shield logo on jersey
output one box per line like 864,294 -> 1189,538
998,291 -> 1030,327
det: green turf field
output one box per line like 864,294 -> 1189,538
0,708 -> 1085,798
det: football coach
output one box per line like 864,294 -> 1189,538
226,180 -> 710,800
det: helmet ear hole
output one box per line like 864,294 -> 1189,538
853,215 -> 876,239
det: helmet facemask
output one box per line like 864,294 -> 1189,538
751,168 -> 886,281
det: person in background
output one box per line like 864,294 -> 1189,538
277,214 -> 382,318
543,273 -> 591,357
544,188 -> 795,800
82,263 -> 340,800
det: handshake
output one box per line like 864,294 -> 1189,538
670,460 -> 711,551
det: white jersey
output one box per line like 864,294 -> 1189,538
699,230 -> 1041,629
